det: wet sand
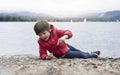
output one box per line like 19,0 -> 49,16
0,55 -> 120,75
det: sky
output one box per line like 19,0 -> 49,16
0,0 -> 120,17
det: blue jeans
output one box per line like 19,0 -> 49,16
62,44 -> 91,59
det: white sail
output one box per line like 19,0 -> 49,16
84,18 -> 87,22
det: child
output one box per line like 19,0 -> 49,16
34,20 -> 100,60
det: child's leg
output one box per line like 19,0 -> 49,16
63,50 -> 91,59
67,44 -> 80,51
67,44 -> 89,53
63,44 -> 91,59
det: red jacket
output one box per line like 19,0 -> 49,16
38,25 -> 72,60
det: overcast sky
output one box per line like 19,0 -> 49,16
0,0 -> 120,17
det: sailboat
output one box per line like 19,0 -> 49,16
70,19 -> 73,22
84,18 -> 87,22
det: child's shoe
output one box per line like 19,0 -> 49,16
91,51 -> 101,55
90,51 -> 101,58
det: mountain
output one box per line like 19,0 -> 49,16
0,11 -> 52,18
0,10 -> 120,21
77,10 -> 120,21
79,10 -> 120,18
100,10 -> 120,19
0,11 -> 55,21
77,12 -> 102,18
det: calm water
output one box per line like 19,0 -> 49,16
0,22 -> 120,58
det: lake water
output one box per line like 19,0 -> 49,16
0,22 -> 120,58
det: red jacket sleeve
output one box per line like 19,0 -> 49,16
38,41 -> 47,60
56,28 -> 73,39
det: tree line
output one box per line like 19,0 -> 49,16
0,16 -> 119,22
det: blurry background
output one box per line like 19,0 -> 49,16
0,0 -> 120,58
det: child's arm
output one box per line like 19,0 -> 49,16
39,44 -> 55,60
38,41 -> 48,60
57,35 -> 69,45
56,28 -> 72,45
56,29 -> 72,39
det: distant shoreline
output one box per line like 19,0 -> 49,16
0,21 -> 119,22
0,10 -> 120,22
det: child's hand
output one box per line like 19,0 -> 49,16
46,53 -> 54,60
57,35 -> 68,45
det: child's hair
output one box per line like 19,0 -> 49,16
34,20 -> 50,35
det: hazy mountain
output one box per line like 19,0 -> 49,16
78,10 -> 120,19
0,10 -> 120,18
100,10 -> 120,19
0,11 -> 52,18
77,12 -> 102,18
0,10 -> 120,21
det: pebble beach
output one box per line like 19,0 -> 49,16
0,55 -> 120,75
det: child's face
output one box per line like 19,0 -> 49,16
38,30 -> 50,41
